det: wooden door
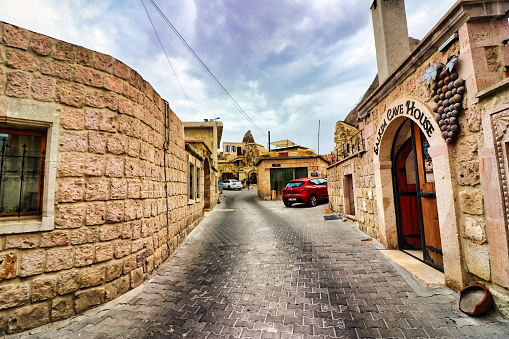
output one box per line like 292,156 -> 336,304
345,174 -> 355,216
270,168 -> 294,198
413,124 -> 443,269
295,167 -> 308,179
394,139 -> 422,249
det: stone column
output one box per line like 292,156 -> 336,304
428,144 -> 469,291
460,15 -> 509,289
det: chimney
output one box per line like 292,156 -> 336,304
371,0 -> 411,83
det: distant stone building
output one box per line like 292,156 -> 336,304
327,0 -> 509,315
256,149 -> 330,200
0,21 -> 216,334
183,121 -> 223,210
218,130 -> 266,184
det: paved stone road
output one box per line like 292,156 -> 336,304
8,190 -> 509,338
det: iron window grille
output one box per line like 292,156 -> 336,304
189,163 -> 194,200
196,168 -> 201,199
0,129 -> 46,218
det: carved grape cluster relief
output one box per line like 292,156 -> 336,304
422,56 -> 466,144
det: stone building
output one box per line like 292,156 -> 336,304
184,139 -> 219,211
218,130 -> 267,183
256,150 -> 330,200
183,121 -> 223,211
184,143 -> 206,220
327,0 -> 509,315
182,120 -> 222,171
0,21 -> 214,334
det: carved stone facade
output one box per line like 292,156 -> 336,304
327,0 -> 509,316
218,131 -> 267,184
490,111 -> 509,217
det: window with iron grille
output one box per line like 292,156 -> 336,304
196,167 -> 201,199
189,162 -> 194,200
0,128 -> 46,218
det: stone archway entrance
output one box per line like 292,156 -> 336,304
248,170 -> 257,185
373,97 -> 467,289
392,119 -> 443,270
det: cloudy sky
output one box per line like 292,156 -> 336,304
0,0 -> 457,154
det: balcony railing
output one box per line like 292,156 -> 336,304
330,130 -> 365,163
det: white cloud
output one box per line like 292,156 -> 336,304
0,0 -> 464,154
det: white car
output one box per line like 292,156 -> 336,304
222,179 -> 243,190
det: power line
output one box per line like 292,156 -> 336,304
147,0 -> 266,137
140,0 -> 198,117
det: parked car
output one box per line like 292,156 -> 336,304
222,179 -> 243,190
282,177 -> 328,207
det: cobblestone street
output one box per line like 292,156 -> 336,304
8,189 -> 509,339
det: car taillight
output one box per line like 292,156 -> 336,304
298,187 -> 308,192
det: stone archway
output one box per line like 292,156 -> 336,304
372,97 -> 468,290
247,170 -> 257,184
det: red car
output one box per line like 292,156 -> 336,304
282,177 -> 328,207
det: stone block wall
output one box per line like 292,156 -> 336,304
327,165 -> 343,212
327,154 -> 377,238
0,22 -> 204,334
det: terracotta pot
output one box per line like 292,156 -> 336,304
459,284 -> 492,316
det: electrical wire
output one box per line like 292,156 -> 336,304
147,0 -> 266,138
141,0 -> 199,117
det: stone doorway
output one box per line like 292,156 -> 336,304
392,119 -> 443,270
373,97 -> 467,290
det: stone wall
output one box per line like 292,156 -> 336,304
476,82 -> 509,315
327,154 -> 377,238
327,164 -> 343,212
0,22 -> 204,334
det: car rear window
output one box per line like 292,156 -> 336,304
286,181 -> 304,188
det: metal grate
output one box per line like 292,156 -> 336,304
323,215 -> 342,220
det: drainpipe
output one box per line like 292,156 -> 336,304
163,100 -> 171,253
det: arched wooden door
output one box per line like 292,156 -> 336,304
393,120 -> 443,270
394,138 -> 422,249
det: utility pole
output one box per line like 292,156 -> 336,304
268,131 -> 271,152
318,120 -> 320,155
